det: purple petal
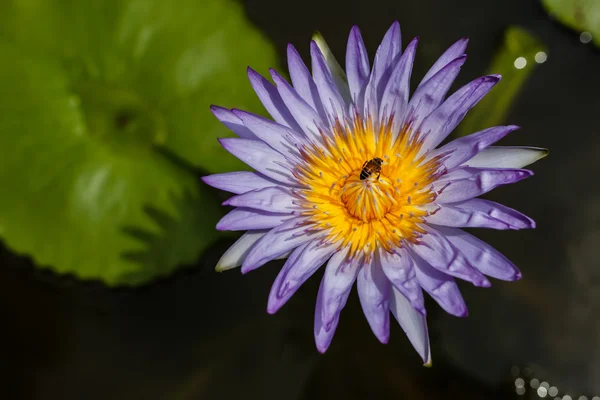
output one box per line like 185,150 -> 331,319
270,69 -> 325,142
408,55 -> 467,130
432,225 -> 521,281
427,198 -> 535,230
215,230 -> 268,271
411,252 -> 468,317
247,68 -> 303,132
210,106 -> 257,139
345,25 -> 370,104
389,287 -> 432,365
216,208 -> 292,231
201,171 -> 278,194
370,21 -> 402,102
314,277 -> 340,353
379,37 -> 418,133
312,33 -> 352,105
417,75 -> 501,156
420,38 -> 468,85
465,146 -> 549,169
320,248 -> 360,327
361,22 -> 403,124
241,218 -> 317,273
218,138 -> 297,186
310,41 -> 348,122
377,247 -> 425,314
223,186 -> 296,213
287,44 -> 326,115
357,259 -> 391,344
411,229 -> 490,287
231,109 -> 303,158
435,167 -> 533,203
267,241 -> 337,314
430,125 -> 520,170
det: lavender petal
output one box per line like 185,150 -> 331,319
419,37 -> 468,84
379,37 -> 418,134
377,247 -> 425,314
430,125 -> 520,170
320,248 -> 360,327
210,106 -> 257,139
357,259 -> 391,344
427,198 -> 535,230
216,208 -> 292,231
310,40 -> 348,123
431,225 -> 522,281
409,55 -> 467,130
267,241 -> 337,314
435,167 -> 533,203
241,218 -> 317,273
313,32 -> 352,105
370,21 -> 402,103
287,44 -> 327,115
345,25 -> 370,104
270,68 -> 325,141
224,186 -> 296,213
411,229 -> 490,287
201,171 -> 278,194
412,252 -> 469,317
218,138 -> 297,186
231,109 -> 303,158
247,67 -> 303,132
389,287 -> 432,365
314,277 -> 340,353
417,75 -> 501,156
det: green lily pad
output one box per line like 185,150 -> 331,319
0,0 -> 278,286
456,26 -> 547,137
542,0 -> 600,47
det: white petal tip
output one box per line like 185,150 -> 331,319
215,265 -> 230,272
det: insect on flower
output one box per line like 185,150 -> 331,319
360,157 -> 384,180
202,21 -> 547,364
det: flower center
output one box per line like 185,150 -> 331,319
296,115 -> 445,258
339,173 -> 395,222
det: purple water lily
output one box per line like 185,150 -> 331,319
203,21 -> 546,364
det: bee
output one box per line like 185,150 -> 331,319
360,157 -> 384,181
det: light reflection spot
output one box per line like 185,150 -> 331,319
531,378 -> 540,389
515,378 -> 525,388
535,51 -> 548,63
538,387 -> 548,398
514,57 -> 527,69
517,387 -> 526,396
580,32 -> 592,44
549,387 -> 558,397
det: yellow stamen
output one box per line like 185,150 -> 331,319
297,113 -> 443,259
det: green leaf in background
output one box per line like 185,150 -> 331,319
542,0 -> 600,47
0,0 -> 278,286
456,26 -> 547,138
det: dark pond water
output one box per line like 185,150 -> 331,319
2,0 -> 599,399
